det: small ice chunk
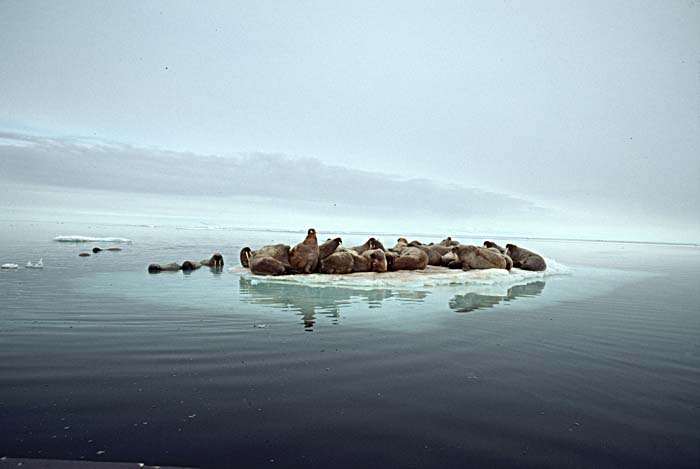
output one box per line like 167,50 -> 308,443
1,264 -> 19,269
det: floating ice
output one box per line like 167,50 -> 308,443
230,258 -> 569,290
53,235 -> 133,243
1,263 -> 19,269
25,258 -> 43,269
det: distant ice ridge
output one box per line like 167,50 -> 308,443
53,236 -> 133,243
230,258 -> 569,289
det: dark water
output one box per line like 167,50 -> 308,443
1,221 -> 699,468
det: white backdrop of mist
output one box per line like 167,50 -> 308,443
0,1 -> 698,242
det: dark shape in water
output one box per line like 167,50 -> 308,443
449,280 -> 546,313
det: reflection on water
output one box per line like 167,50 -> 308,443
239,277 -> 428,329
239,276 -> 546,329
449,281 -> 546,313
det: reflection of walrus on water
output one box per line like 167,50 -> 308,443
505,244 -> 546,271
289,228 -> 320,274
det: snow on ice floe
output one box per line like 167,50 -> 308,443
53,236 -> 132,243
229,258 -> 570,290
1,263 -> 19,269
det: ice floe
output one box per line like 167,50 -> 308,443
53,236 -> 132,243
230,258 -> 570,290
1,263 -> 19,269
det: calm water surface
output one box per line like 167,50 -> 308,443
1,221 -> 699,468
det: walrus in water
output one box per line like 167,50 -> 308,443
78,252 -> 91,257
148,262 -> 181,273
452,245 -> 510,271
390,247 -> 429,271
242,244 -> 298,276
181,253 -> 224,271
505,244 -> 546,271
92,247 -> 122,253
289,228 -> 320,274
201,253 -> 224,268
483,241 -> 506,254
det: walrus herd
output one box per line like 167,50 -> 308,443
238,228 -> 547,276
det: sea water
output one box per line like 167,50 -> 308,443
0,219 -> 699,468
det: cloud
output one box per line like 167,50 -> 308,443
0,131 -> 539,219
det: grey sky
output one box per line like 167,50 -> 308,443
1,1 -> 698,241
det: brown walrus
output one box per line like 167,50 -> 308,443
452,245 -> 510,271
289,228 -> 320,274
319,237 -> 343,260
320,250 -> 355,274
148,262 -> 181,273
505,244 -> 547,271
439,237 -> 460,247
320,248 -> 387,274
483,241 -> 506,254
350,237 -> 385,254
390,246 -> 429,271
246,244 -> 298,276
392,238 -> 409,252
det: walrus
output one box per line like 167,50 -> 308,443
320,250 -> 355,274
148,262 -> 181,273
391,246 -> 429,271
351,237 -> 385,254
201,253 -> 224,267
320,248 -> 387,274
248,244 -> 299,276
440,251 -> 461,268
505,244 -> 547,271
319,237 -> 343,260
412,244 -> 452,266
289,228 -> 320,274
483,241 -> 506,254
452,245 -> 510,271
78,252 -> 91,257
392,238 -> 409,252
240,247 -> 253,268
92,247 -> 122,253
352,249 -> 388,273
181,260 -> 202,271
439,237 -> 460,247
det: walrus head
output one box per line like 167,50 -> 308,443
148,264 -> 161,273
210,253 -> 224,267
181,261 -> 196,271
368,250 -> 388,273
239,247 -> 252,268
92,247 -> 102,253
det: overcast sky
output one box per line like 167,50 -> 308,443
1,1 -> 698,242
